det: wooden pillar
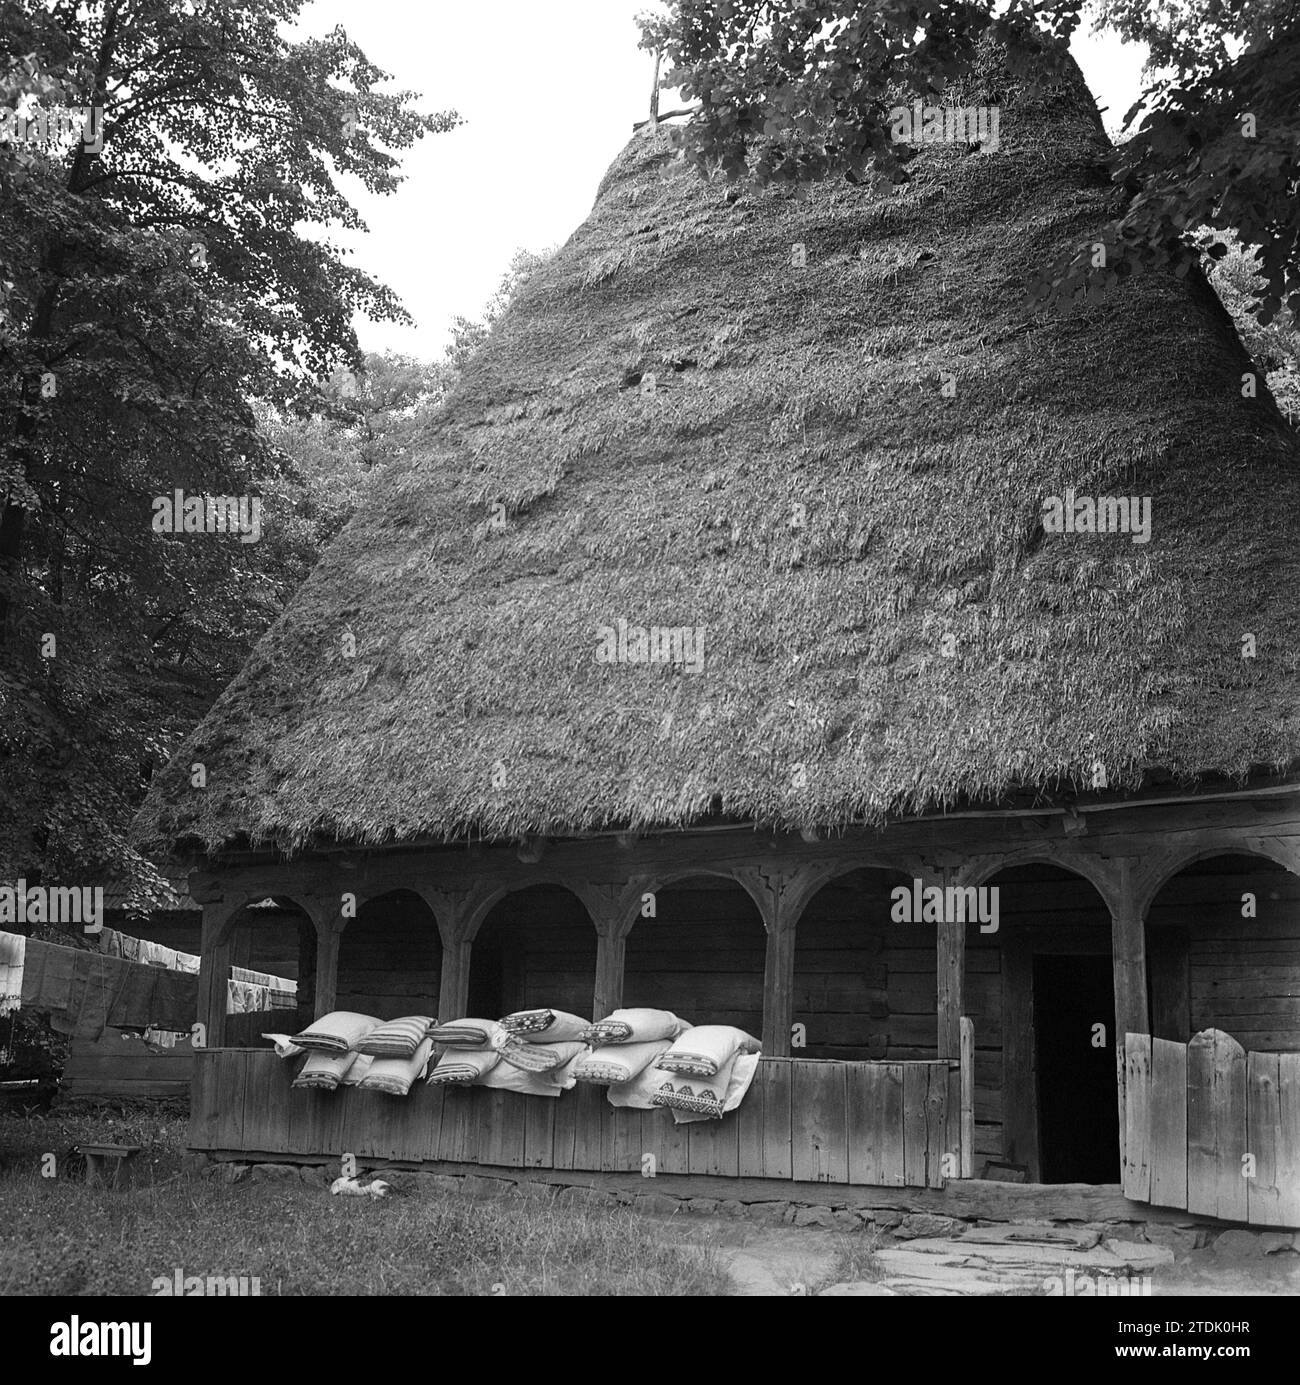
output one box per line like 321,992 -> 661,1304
418,886 -> 490,1022
436,937 -> 471,1019
1110,857 -> 1149,1043
737,866 -> 822,1060
592,922 -> 630,1020
582,881 -> 643,1021
934,866 -> 966,1059
300,895 -> 347,1021
196,899 -> 240,1048
761,919 -> 796,1056
1109,858 -> 1148,1175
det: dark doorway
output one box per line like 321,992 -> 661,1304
1033,955 -> 1120,1184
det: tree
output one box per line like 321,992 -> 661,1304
0,0 -> 457,898
638,0 -> 1300,320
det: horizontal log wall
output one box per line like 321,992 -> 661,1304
622,882 -> 765,1036
1147,859 -> 1300,1052
337,892 -> 443,1020
191,1049 -> 959,1189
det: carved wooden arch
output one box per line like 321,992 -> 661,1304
193,886 -> 313,949
1133,835 -> 1300,922
626,865 -> 769,927
783,853 -> 933,921
416,874 -> 598,946
956,846 -> 1124,915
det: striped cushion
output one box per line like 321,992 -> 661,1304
356,1015 -> 435,1058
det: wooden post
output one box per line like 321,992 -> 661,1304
592,922 -> 630,1020
437,936 -> 472,1020
1110,857 -> 1149,1174
417,884 -> 499,1022
935,867 -> 965,1059
197,899 -> 240,1049
959,1015 -> 975,1178
1110,857 -> 1149,1047
761,920 -> 796,1056
315,926 -> 340,1019
580,881 -> 644,1021
735,865 -> 827,1060
300,895 -> 347,1021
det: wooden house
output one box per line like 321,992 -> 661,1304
136,42 -> 1300,1229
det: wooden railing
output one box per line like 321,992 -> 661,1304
192,1041 -> 972,1189
1122,1030 -> 1300,1228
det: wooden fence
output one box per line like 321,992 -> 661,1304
1122,1029 -> 1300,1228
191,1049 -> 967,1189
61,1029 -> 194,1102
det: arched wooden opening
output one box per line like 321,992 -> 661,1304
466,884 -> 595,1022
205,895 -> 310,1046
337,888 -> 441,1022
622,875 -> 764,1036
791,867 -> 913,1061
985,862 -> 1115,1185
1145,852 -> 1300,1052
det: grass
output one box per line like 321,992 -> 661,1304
827,1226 -> 888,1286
0,1108 -> 731,1296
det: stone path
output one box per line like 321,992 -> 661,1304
655,1216 -> 1300,1296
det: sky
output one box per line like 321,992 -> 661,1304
297,1 -> 1150,362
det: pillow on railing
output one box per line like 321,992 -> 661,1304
498,1008 -> 590,1042
427,1045 -> 501,1085
358,1038 -> 434,1096
655,1025 -> 761,1078
356,1016 -> 436,1059
428,1018 -> 499,1048
573,1039 -> 671,1086
292,1050 -> 359,1091
292,1012 -> 382,1054
478,1059 -> 568,1098
653,1051 -> 760,1122
582,1008 -> 690,1045
262,1033 -> 304,1058
495,1035 -> 588,1075
340,1054 -> 374,1086
606,1058 -> 675,1111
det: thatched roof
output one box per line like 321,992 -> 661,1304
136,41 -> 1300,857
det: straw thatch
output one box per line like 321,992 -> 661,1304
136,41 -> 1300,856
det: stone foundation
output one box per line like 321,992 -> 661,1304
178,1151 -> 1300,1251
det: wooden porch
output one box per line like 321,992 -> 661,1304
185,794 -> 1300,1219
191,1042 -> 973,1189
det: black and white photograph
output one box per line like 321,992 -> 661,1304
1,0 -> 1298,1336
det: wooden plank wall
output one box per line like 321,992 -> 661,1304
1146,856 -> 1300,1052
470,885 -> 597,1021
63,1029 -> 194,1101
622,881 -> 765,1035
1121,1030 -> 1300,1229
337,892 -> 443,1020
192,1050 -> 953,1189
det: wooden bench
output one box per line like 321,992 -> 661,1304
78,1143 -> 142,1188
